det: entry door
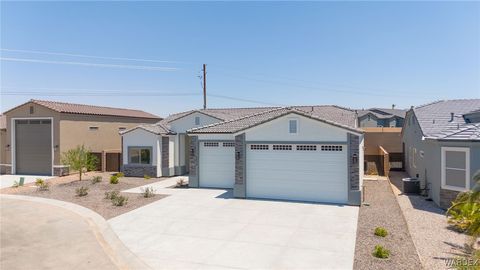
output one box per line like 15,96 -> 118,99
246,144 -> 348,203
15,119 -> 52,175
199,141 -> 235,188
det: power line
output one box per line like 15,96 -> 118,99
0,48 -> 194,64
0,57 -> 179,71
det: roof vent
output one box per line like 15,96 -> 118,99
450,112 -> 454,122
392,104 -> 396,109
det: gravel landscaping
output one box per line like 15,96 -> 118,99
1,172 -> 168,219
389,171 -> 467,270
353,179 -> 422,270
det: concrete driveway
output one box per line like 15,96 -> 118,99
0,174 -> 53,189
109,180 -> 359,270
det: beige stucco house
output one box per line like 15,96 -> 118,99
0,99 -> 160,176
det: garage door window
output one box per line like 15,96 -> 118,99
251,145 -> 269,150
321,145 -> 343,151
297,145 -> 317,151
223,142 -> 235,147
273,145 -> 292,150
204,142 -> 219,147
129,147 -> 151,165
442,147 -> 470,191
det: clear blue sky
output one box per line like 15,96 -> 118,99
1,1 -> 479,117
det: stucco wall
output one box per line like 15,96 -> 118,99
0,129 -> 6,164
359,114 -> 379,128
244,113 -> 348,142
121,128 -> 160,169
169,112 -> 221,133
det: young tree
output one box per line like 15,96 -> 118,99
61,145 -> 98,181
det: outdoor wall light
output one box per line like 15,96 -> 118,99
352,153 -> 358,164
190,148 -> 195,155
236,151 -> 241,160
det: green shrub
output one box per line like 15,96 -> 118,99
75,186 -> 89,197
176,178 -> 187,188
35,179 -> 50,191
372,245 -> 390,259
116,172 -> 125,178
104,190 -> 120,200
141,187 -> 156,198
91,176 -> 102,184
112,195 -> 128,206
374,227 -> 388,237
110,175 -> 119,184
144,175 -> 151,180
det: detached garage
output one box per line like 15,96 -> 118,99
188,107 -> 364,205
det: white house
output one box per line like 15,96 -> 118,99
121,105 -> 364,205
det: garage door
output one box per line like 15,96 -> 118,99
15,119 -> 52,175
199,141 -> 235,188
246,144 -> 348,203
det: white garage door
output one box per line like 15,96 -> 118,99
246,144 -> 348,203
199,141 -> 235,188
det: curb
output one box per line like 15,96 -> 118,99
0,194 -> 151,270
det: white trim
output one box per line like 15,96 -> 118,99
11,117 -> 54,176
441,147 -> 470,192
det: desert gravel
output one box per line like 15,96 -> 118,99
1,172 -> 168,219
353,179 -> 422,270
390,171 -> 467,270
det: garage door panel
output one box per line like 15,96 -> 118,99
246,144 -> 347,203
15,120 -> 52,175
199,142 -> 235,188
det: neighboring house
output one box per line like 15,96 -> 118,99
0,115 -> 6,172
358,108 -> 406,128
1,99 -> 160,176
121,105 -> 364,205
402,99 -> 480,209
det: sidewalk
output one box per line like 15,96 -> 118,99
0,195 -> 150,270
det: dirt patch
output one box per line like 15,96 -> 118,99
353,179 -> 422,270
1,172 -> 168,219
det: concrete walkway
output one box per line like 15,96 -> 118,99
0,195 -> 150,270
111,177 -> 359,270
389,171 -> 467,270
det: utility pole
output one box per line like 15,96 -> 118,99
203,64 -> 207,109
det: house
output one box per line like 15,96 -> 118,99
402,99 -> 480,209
357,107 -> 406,128
121,105 -> 364,205
1,99 -> 160,176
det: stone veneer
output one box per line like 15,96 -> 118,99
161,137 -> 170,176
348,133 -> 361,205
0,164 -> 12,175
440,188 -> 460,210
234,133 -> 246,198
188,136 -> 199,187
53,166 -> 70,176
122,164 -> 157,177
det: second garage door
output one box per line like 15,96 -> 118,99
246,144 -> 348,203
199,141 -> 235,188
15,119 -> 52,175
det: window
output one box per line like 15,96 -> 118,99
128,147 -> 151,165
222,142 -> 235,147
29,106 -> 34,114
289,119 -> 298,134
273,145 -> 292,150
250,144 -> 269,150
413,148 -> 417,168
321,145 -> 343,151
203,142 -> 219,147
442,147 -> 470,191
297,145 -> 317,151
89,126 -> 99,131
195,116 -> 200,125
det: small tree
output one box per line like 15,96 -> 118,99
61,145 -> 98,181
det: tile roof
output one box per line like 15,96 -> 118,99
188,106 -> 361,134
129,105 -> 358,135
0,115 -> 6,130
121,121 -> 172,135
413,99 -> 480,140
433,123 -> 480,141
357,108 -> 406,119
4,99 -> 161,119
